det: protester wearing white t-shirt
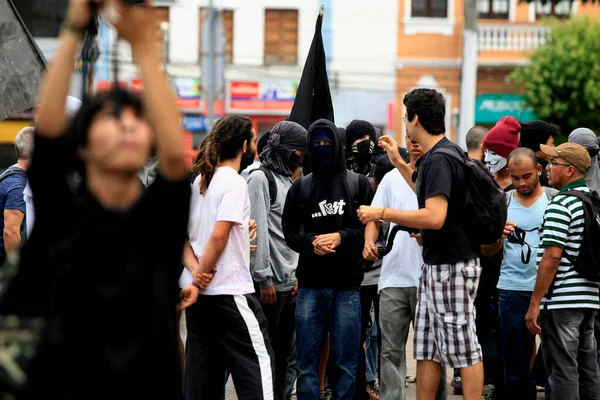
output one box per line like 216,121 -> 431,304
182,115 -> 274,400
363,138 -> 445,400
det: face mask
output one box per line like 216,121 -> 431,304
289,152 -> 304,171
484,149 -> 507,173
240,145 -> 256,173
348,140 -> 374,174
312,145 -> 334,168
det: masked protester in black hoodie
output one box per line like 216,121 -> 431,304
346,120 -> 377,176
283,119 -> 373,400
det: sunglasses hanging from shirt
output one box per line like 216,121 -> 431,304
506,226 -> 539,264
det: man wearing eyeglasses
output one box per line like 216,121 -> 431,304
525,142 -> 600,400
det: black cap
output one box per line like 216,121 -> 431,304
519,120 -> 558,153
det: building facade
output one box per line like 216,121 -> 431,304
396,0 -> 600,145
106,0 -> 398,153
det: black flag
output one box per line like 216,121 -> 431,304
0,0 -> 47,121
288,7 -> 334,130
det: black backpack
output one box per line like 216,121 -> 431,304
432,148 -> 507,245
249,166 -> 278,207
561,190 -> 600,282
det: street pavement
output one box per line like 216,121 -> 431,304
185,321 -> 546,400
225,329 -> 458,400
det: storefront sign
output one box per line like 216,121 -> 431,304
182,115 -> 207,132
475,94 -> 537,124
226,80 -> 297,115
173,77 -> 204,113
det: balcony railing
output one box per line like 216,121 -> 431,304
478,25 -> 551,52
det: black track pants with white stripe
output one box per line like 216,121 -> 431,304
184,294 -> 275,400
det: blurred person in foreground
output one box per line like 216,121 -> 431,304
0,1 -> 198,398
25,96 -> 83,237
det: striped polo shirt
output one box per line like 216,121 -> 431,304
537,179 -> 600,310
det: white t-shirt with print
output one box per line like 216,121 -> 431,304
372,169 -> 423,291
180,167 -> 255,296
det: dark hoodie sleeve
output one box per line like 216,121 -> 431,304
337,175 -> 374,249
282,179 -> 316,254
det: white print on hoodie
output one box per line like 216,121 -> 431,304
312,199 -> 347,218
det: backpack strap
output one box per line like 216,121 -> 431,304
299,173 -> 313,211
249,166 -> 278,207
432,147 -> 466,163
506,189 -> 514,207
0,168 -> 26,185
543,186 -> 558,200
345,170 -> 361,212
562,189 -> 590,204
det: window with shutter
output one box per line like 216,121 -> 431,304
264,10 -> 298,65
411,0 -> 448,18
478,0 -> 509,19
199,9 -> 235,64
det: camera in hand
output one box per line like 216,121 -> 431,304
377,225 -> 419,258
506,225 -> 539,264
507,226 -> 526,244
358,225 -> 421,271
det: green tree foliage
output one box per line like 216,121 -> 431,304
511,17 -> 600,134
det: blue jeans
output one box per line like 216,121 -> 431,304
365,322 -> 378,383
498,289 -> 537,400
296,288 -> 361,400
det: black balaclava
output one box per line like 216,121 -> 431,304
345,120 -> 377,175
311,129 -> 335,168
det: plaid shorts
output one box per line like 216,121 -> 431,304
413,258 -> 483,368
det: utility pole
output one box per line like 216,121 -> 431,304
458,0 -> 478,149
206,0 -> 216,131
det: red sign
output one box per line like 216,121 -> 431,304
230,81 -> 260,99
131,78 -> 144,93
176,98 -> 201,109
229,99 -> 295,111
227,80 -> 297,115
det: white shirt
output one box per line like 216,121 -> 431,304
371,169 -> 423,291
23,180 -> 35,238
180,167 -> 255,295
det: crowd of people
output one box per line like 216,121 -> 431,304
1,1 -> 600,400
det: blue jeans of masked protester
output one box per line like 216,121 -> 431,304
296,288 -> 361,400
